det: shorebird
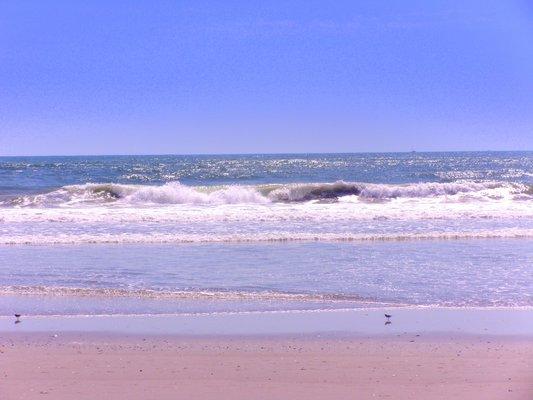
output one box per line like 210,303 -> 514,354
14,314 -> 21,324
384,314 -> 392,320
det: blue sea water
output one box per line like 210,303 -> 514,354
1,152 -> 532,193
0,152 -> 531,315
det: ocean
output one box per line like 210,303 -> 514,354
0,152 -> 531,315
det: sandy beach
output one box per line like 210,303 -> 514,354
2,0 -> 532,398
0,333 -> 531,400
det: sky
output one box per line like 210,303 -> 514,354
0,0 -> 532,156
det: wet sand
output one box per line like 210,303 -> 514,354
2,307 -> 533,336
1,333 -> 532,400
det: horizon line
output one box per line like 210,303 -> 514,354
0,149 -> 531,158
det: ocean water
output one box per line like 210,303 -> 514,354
0,152 -> 531,315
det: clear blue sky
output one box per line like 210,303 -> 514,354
1,0 -> 532,155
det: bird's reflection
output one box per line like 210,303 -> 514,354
385,321 -> 391,326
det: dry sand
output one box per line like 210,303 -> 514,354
1,333 -> 531,400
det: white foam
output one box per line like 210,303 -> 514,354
1,228 -> 531,245
1,190 -> 531,224
1,180 -> 531,245
123,182 -> 269,205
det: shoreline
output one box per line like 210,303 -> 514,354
2,307 -> 532,337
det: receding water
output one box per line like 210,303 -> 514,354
0,239 -> 531,315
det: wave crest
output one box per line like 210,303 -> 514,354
5,182 -> 270,207
2,180 -> 530,207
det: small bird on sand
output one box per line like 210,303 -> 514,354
14,314 -> 21,324
384,314 -> 392,319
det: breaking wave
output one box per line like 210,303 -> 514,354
2,180 -> 531,207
